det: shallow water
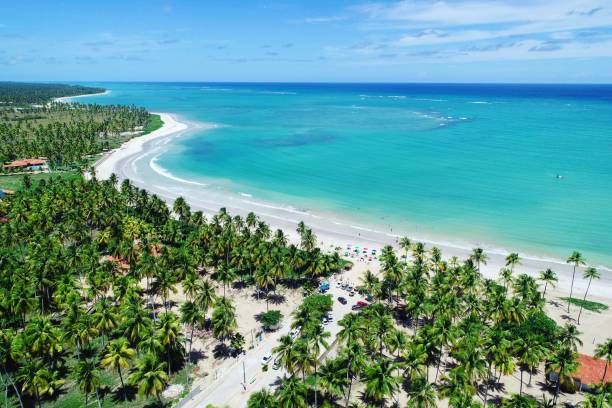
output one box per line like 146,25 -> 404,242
77,82 -> 612,268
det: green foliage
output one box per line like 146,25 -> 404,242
0,82 -> 104,104
1,102 -> 150,167
260,310 -> 283,331
505,310 -> 558,348
142,113 -> 164,135
560,297 -> 608,312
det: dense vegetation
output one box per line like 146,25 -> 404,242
0,175 -> 343,407
248,243 -> 612,407
0,103 -> 152,168
0,82 -> 104,105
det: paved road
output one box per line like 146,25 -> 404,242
181,276 -> 365,407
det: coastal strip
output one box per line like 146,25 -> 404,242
53,90 -> 111,103
93,112 -> 612,301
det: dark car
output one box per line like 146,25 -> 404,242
338,296 -> 347,305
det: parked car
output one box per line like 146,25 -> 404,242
338,296 -> 347,304
326,312 -> 333,322
351,300 -> 369,310
273,359 -> 281,370
261,353 -> 272,365
349,290 -> 355,297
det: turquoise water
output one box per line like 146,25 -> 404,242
78,83 -> 612,267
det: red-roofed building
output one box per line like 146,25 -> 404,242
3,159 -> 47,170
574,354 -> 611,388
550,353 -> 611,393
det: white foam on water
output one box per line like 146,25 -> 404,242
149,156 -> 208,187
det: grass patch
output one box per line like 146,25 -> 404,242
142,114 -> 164,135
0,172 -> 81,191
561,297 -> 609,313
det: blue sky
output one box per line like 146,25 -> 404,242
2,0 -> 612,83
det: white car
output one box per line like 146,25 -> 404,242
261,353 -> 273,365
336,282 -> 342,288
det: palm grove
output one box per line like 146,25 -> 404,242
248,245 -> 611,407
0,173 -> 345,407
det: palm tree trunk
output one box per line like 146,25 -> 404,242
543,282 -> 548,299
568,265 -> 576,313
314,363 -> 318,408
577,277 -> 592,324
602,361 -> 608,383
118,367 -> 125,389
35,387 -> 41,408
2,369 -> 23,408
520,368 -> 523,395
96,388 -> 102,408
189,326 -> 195,362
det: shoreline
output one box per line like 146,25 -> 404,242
94,112 -> 612,301
53,90 -> 110,103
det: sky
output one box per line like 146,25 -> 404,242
2,0 -> 612,83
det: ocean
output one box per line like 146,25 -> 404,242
76,82 -> 612,268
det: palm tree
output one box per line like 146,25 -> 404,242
129,354 -> 169,406
273,335 -> 297,373
566,251 -> 586,313
157,312 -> 184,375
399,236 -> 412,261
211,297 -> 237,346
309,324 -> 330,408
538,268 -> 557,299
407,375 -> 437,408
501,393 -> 538,407
17,359 -> 49,408
318,357 -> 349,402
74,359 -> 102,408
180,301 -> 201,362
549,346 -> 578,406
505,252 -> 521,272
558,323 -> 583,351
470,247 -> 488,272
100,338 -> 136,390
577,267 -> 600,324
248,388 -> 278,408
362,358 -> 400,408
594,338 -> 612,383
499,267 -> 513,290
276,377 -> 307,408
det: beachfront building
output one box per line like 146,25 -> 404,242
2,158 -> 48,172
549,353 -> 611,393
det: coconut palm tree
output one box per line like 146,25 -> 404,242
157,312 -> 184,375
538,268 -> 557,300
318,357 -> 349,402
407,375 -> 437,408
273,335 -> 297,373
499,267 -> 513,291
577,267 -> 600,324
505,252 -> 521,272
100,338 -> 136,390
128,353 -> 169,406
362,358 -> 400,408
74,359 -> 102,408
17,359 -> 49,408
469,248 -> 488,272
501,393 -> 538,407
248,388 -> 278,408
558,323 -> 583,351
566,251 -> 586,313
276,376 -> 307,408
180,301 -> 201,363
594,338 -> 612,383
211,297 -> 237,346
399,236 -> 412,261
549,346 -> 578,406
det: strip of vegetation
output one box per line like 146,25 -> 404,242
0,82 -> 104,104
142,113 -> 164,135
561,297 -> 608,312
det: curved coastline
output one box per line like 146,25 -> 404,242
93,111 -> 612,300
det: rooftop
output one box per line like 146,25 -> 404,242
573,354 -> 611,385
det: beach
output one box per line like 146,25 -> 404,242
93,112 -> 612,301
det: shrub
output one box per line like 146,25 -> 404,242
260,310 -> 283,331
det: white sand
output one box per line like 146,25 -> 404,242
94,113 -> 612,302
53,90 -> 110,103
